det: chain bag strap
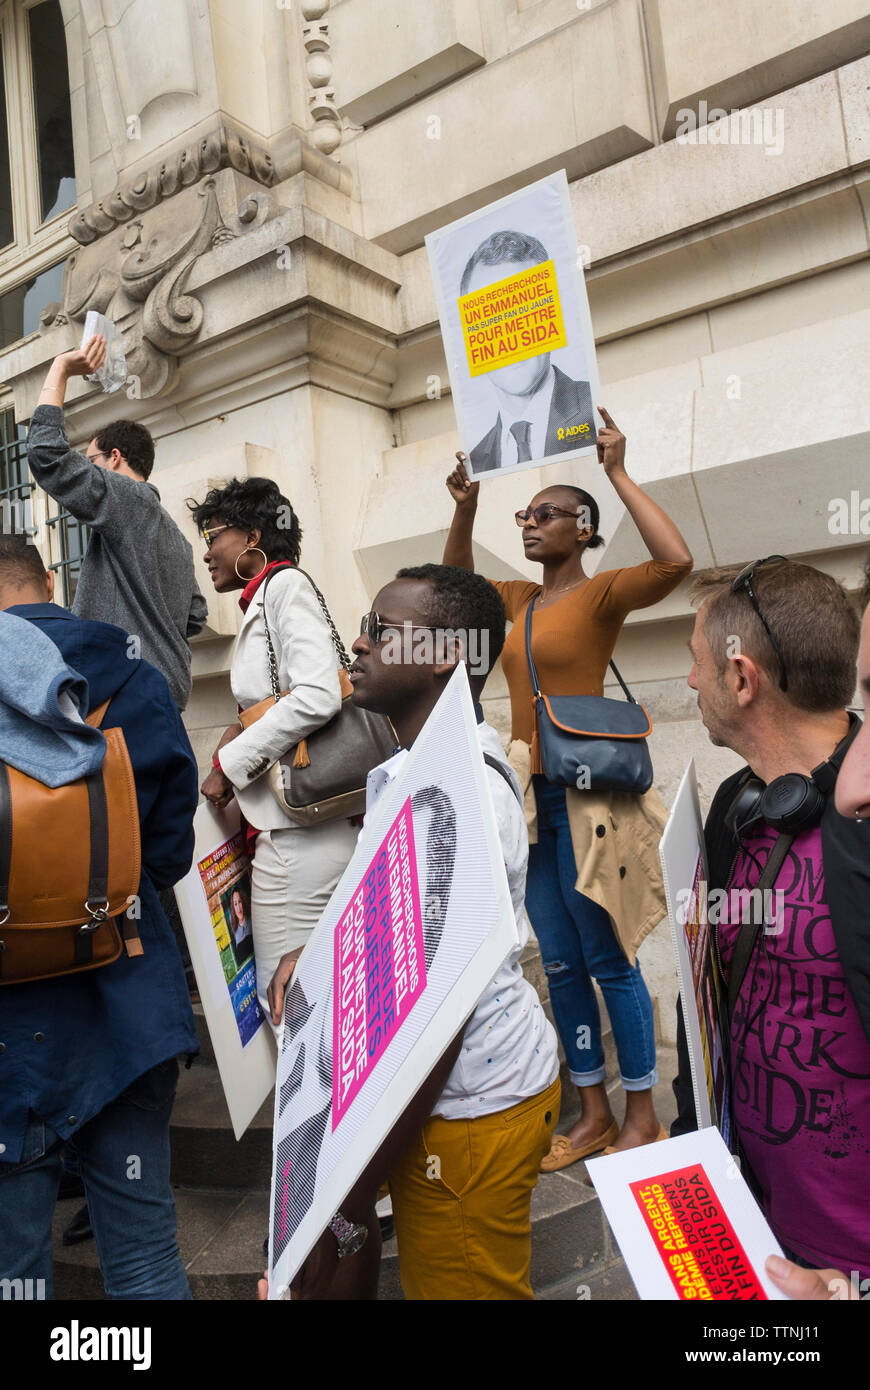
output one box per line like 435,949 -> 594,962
254,564 -> 396,825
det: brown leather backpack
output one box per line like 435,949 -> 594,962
0,699 -> 143,985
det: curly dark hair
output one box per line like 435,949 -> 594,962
187,477 -> 302,564
93,420 -> 155,480
396,563 -> 506,682
863,554 -> 870,611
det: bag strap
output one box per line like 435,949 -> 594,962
85,699 -> 111,728
0,761 -> 10,929
725,831 -> 794,1018
483,751 -> 523,808
523,593 -> 636,704
259,565 -> 352,702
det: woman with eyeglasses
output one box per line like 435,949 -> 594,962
443,407 -> 693,1165
192,478 -> 358,1032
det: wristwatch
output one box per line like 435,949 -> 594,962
327,1211 -> 368,1259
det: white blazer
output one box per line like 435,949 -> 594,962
218,567 -> 343,831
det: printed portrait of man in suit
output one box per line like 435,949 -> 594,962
460,230 -> 596,473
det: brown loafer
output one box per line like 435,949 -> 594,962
602,1123 -> 669,1155
540,1120 -> 619,1172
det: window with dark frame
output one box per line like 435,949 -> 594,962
45,496 -> 89,607
0,404 -> 89,608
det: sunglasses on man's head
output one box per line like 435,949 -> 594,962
730,554 -> 789,692
514,504 -> 583,527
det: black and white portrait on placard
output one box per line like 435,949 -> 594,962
426,172 -> 601,480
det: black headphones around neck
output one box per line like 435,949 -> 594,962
724,717 -> 858,843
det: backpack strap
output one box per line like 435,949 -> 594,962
85,699 -> 111,728
0,761 -> 10,932
483,751 -> 523,808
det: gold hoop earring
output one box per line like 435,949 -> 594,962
234,547 -> 268,582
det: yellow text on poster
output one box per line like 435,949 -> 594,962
458,259 -> 567,378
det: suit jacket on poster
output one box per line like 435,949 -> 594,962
469,366 -> 595,473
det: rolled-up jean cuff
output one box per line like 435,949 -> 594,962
620,1067 -> 658,1092
569,1064 -> 607,1087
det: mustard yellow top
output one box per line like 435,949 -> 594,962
491,559 -> 692,745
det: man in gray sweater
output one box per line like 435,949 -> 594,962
26,335 -> 207,710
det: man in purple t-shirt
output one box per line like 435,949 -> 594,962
683,555 -> 870,1300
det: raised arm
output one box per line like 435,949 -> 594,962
597,407 -> 693,567
442,453 -> 480,571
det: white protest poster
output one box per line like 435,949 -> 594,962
174,801 -> 276,1140
267,664 -> 520,1298
660,759 -> 730,1140
425,170 -> 601,479
587,1128 -> 787,1301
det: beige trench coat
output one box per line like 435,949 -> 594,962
507,741 -> 668,968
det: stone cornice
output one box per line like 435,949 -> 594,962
67,122 -> 351,246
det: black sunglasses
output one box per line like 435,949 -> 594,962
730,555 -> 789,692
359,610 -> 433,645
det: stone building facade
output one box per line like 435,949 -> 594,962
1,0 -> 869,1038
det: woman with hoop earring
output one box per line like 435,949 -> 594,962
191,477 -> 358,1031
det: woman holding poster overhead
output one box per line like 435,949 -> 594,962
443,409 -> 693,1167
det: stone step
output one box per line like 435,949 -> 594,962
169,1058 -> 274,1190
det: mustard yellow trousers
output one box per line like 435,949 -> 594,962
389,1075 -> 561,1300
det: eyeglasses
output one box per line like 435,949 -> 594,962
359,611 -> 434,645
202,524 -> 231,546
514,504 -> 582,527
87,451 -> 108,464
730,555 -> 789,692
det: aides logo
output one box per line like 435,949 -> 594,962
50,1320 -> 151,1371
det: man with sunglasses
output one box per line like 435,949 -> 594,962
675,556 -> 870,1297
27,335 -> 207,711
265,565 -> 560,1300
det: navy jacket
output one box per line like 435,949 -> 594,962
0,604 -> 199,1165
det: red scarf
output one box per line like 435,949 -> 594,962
238,559 -> 295,613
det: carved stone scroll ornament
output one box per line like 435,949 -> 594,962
68,121 -> 345,247
53,177 -> 237,398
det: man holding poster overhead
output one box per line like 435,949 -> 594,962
459,231 -> 596,474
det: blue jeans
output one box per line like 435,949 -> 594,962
0,1058 -> 191,1300
526,778 -> 657,1090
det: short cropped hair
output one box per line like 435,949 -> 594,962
396,564 -> 506,678
0,533 -> 47,587
93,420 -> 155,480
460,230 -> 549,297
187,477 -> 302,565
691,561 -> 860,712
